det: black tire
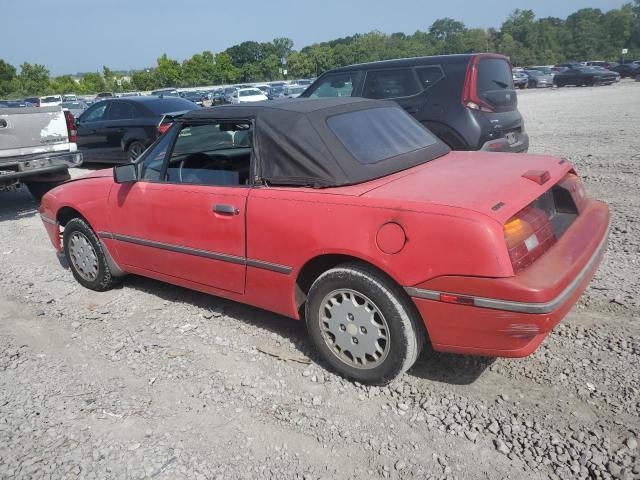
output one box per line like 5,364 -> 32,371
127,141 -> 146,162
62,217 -> 116,291
305,262 -> 425,385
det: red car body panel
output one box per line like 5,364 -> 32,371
39,149 -> 610,358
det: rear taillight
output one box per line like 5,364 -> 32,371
556,173 -> 587,211
64,110 -> 77,143
158,122 -> 172,135
462,55 -> 496,113
504,205 -> 557,274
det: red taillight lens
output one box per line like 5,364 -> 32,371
158,122 -> 172,135
462,55 -> 496,113
504,206 -> 556,273
557,173 -> 587,211
63,110 -> 77,143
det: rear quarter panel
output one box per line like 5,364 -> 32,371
246,187 -> 511,318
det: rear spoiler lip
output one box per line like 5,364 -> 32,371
158,110 -> 191,125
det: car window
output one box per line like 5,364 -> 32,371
82,103 -> 108,122
239,89 -> 262,97
146,98 -> 195,114
163,122 -> 252,186
415,66 -> 444,90
108,101 -> 135,120
327,106 -> 437,165
306,72 -> 362,98
362,69 -> 421,99
477,58 -> 513,92
140,127 -> 177,181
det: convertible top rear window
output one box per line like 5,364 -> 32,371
327,107 -> 438,165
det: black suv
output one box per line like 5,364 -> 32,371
301,53 -> 528,153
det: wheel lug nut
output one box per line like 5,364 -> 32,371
347,313 -> 354,321
352,337 -> 358,344
340,324 -> 346,331
360,326 -> 367,334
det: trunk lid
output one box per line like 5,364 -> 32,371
362,151 -> 572,223
0,106 -> 69,158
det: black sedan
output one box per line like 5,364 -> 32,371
180,91 -> 207,106
75,96 -> 198,164
553,66 -> 617,87
611,63 -> 640,78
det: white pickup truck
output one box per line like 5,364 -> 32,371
0,105 -> 83,200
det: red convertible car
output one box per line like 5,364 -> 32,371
39,98 -> 609,384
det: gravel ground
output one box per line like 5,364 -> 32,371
0,80 -> 638,480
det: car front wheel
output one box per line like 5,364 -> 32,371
63,217 -> 116,291
305,263 -> 424,385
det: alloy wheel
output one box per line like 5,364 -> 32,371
319,289 -> 390,369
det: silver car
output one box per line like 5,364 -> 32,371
524,70 -> 554,88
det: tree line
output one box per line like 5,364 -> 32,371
1,3 -> 639,98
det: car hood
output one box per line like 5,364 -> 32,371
362,151 -> 572,223
63,168 -> 113,185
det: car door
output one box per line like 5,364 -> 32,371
361,68 -> 423,115
108,121 -> 249,294
104,100 -> 136,162
76,101 -> 110,162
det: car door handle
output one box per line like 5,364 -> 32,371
213,204 -> 239,215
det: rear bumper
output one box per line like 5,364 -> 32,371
480,131 -> 529,153
0,151 -> 83,182
406,199 -> 610,357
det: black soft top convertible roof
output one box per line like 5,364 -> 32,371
181,98 -> 450,187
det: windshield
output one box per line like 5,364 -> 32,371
240,89 -> 262,97
41,96 -> 59,102
287,86 -> 306,94
327,106 -> 438,165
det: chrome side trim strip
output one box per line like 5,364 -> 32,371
246,258 -> 293,275
40,214 -> 57,225
404,287 -> 439,301
98,231 -> 292,275
405,225 -> 609,315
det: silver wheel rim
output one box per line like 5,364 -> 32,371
68,232 -> 99,281
319,289 -> 390,370
129,143 -> 144,160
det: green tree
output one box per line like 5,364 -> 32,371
272,37 -> 294,60
131,69 -> 157,91
153,53 -> 182,87
212,52 -> 239,84
286,51 -> 314,78
50,75 -> 78,94
0,59 -> 17,97
78,72 -> 105,94
182,51 -> 216,86
18,63 -> 50,96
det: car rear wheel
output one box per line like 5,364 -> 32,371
305,263 -> 424,385
63,218 -> 116,291
127,141 -> 146,162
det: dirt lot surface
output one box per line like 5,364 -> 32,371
1,81 -> 639,480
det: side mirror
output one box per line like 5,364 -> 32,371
114,164 -> 138,183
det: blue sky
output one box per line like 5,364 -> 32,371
2,0 -> 628,75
